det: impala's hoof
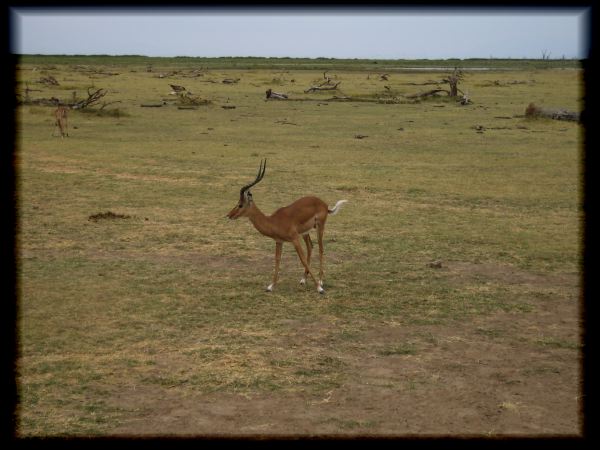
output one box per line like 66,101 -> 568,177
266,284 -> 274,292
299,278 -> 306,285
318,286 -> 325,295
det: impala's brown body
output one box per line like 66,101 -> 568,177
53,106 -> 69,138
227,160 -> 347,294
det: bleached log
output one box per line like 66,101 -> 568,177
525,103 -> 579,122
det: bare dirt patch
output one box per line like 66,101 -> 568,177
107,262 -> 581,437
445,261 -> 579,289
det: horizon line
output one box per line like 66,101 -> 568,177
13,53 -> 585,61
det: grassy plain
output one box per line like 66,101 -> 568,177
15,56 -> 582,436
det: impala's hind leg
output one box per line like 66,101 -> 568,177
300,234 -> 313,286
317,222 -> 326,290
292,237 -> 323,294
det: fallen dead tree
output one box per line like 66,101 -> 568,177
275,119 -> 298,125
70,65 -> 120,77
525,103 -> 580,122
71,88 -> 108,109
304,81 -> 341,93
443,67 -> 465,97
155,71 -> 180,79
399,80 -> 441,86
38,75 -> 59,86
265,89 -> 288,100
166,84 -> 210,106
18,87 -> 108,109
405,89 -> 447,99
405,68 -> 467,99
88,211 -> 131,222
169,84 -> 187,94
403,68 -> 471,104
18,96 -> 62,107
181,69 -> 205,78
478,79 -> 535,87
178,95 -> 210,106
263,95 -> 411,104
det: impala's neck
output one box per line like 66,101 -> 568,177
245,202 -> 275,238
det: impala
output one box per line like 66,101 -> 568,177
53,105 -> 69,138
227,159 -> 347,294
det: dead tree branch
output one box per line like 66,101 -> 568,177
399,80 -> 441,86
304,81 -> 341,93
405,89 -> 448,99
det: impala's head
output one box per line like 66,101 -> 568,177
227,159 -> 266,220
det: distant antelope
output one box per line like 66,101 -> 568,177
53,105 -> 69,137
227,159 -> 347,294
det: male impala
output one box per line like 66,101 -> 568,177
227,159 -> 347,294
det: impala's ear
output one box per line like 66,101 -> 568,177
238,190 -> 253,207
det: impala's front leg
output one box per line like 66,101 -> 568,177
267,241 -> 283,292
292,238 -> 324,294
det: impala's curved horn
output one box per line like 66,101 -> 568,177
240,159 -> 266,197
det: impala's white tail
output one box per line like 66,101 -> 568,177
328,199 -> 348,215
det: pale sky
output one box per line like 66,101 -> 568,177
10,7 -> 590,60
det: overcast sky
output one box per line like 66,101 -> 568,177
10,7 -> 590,60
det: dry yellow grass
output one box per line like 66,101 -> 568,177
15,56 -> 582,436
